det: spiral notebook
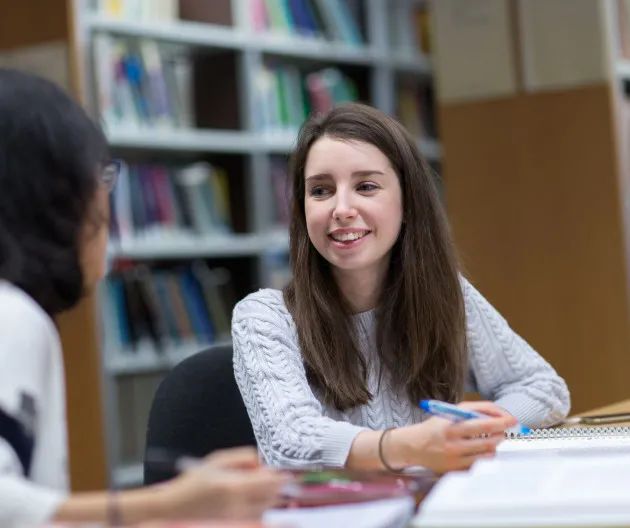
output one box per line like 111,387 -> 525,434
498,425 -> 630,456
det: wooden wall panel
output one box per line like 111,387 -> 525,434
440,84 -> 630,413
57,296 -> 108,491
0,0 -> 68,50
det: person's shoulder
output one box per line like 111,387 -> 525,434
0,281 -> 54,336
458,275 -> 482,305
232,288 -> 293,326
0,281 -> 59,367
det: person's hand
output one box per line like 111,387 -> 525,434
160,447 -> 291,520
388,401 -> 517,474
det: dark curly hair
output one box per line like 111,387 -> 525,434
0,69 -> 108,316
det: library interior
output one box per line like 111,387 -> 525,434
3,0 -> 630,526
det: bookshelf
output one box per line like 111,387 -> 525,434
62,0 -> 442,488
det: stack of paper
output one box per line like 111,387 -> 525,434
412,456 -> 630,527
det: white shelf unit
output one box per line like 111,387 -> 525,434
109,230 -> 289,260
73,0 -> 441,488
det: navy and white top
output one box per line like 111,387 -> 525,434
0,281 -> 68,526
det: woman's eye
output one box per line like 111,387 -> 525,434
309,186 -> 330,197
357,182 -> 378,192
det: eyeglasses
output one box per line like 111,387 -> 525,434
100,159 -> 121,192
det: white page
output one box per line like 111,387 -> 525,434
413,456 -> 630,527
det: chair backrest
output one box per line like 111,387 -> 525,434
143,344 -> 255,485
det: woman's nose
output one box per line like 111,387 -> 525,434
332,193 -> 358,221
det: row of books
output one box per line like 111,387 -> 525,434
94,34 -> 194,130
253,64 -> 357,134
103,262 -> 235,354
397,83 -> 437,140
95,0 -> 179,21
110,161 -> 232,243
388,1 -> 432,57
250,0 -> 364,46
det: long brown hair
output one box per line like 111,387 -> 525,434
284,102 -> 466,410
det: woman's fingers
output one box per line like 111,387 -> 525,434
458,400 -> 517,422
446,434 -> 502,457
446,415 -> 516,439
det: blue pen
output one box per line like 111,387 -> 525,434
419,399 -> 531,435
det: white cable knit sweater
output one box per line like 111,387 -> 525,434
232,278 -> 570,469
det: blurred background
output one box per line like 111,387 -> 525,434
1,0 -> 629,495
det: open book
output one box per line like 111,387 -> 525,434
412,455 -> 630,527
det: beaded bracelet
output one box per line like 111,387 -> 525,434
377,427 -> 406,473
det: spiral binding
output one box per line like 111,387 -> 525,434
505,425 -> 630,440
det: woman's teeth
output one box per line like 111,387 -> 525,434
330,231 -> 369,242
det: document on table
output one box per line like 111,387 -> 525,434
412,455 -> 630,527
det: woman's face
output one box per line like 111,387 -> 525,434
79,186 -> 110,292
304,136 -> 403,281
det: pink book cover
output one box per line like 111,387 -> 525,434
250,0 -> 269,32
306,71 -> 333,115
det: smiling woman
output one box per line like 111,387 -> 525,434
304,138 -> 403,310
231,102 -> 570,475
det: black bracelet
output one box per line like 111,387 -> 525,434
107,491 -> 123,527
378,427 -> 406,473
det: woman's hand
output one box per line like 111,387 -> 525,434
388,401 -> 517,473
160,447 -> 291,520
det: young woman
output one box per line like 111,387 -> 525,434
0,69 -> 287,527
232,102 -> 570,474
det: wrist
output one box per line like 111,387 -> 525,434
378,427 -> 409,473
385,427 -> 413,468
155,479 -> 186,521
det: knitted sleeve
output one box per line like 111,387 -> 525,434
232,290 -> 366,468
463,279 -> 571,427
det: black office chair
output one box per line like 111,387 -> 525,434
143,344 -> 256,485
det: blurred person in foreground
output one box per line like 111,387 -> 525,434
0,68 -> 287,527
